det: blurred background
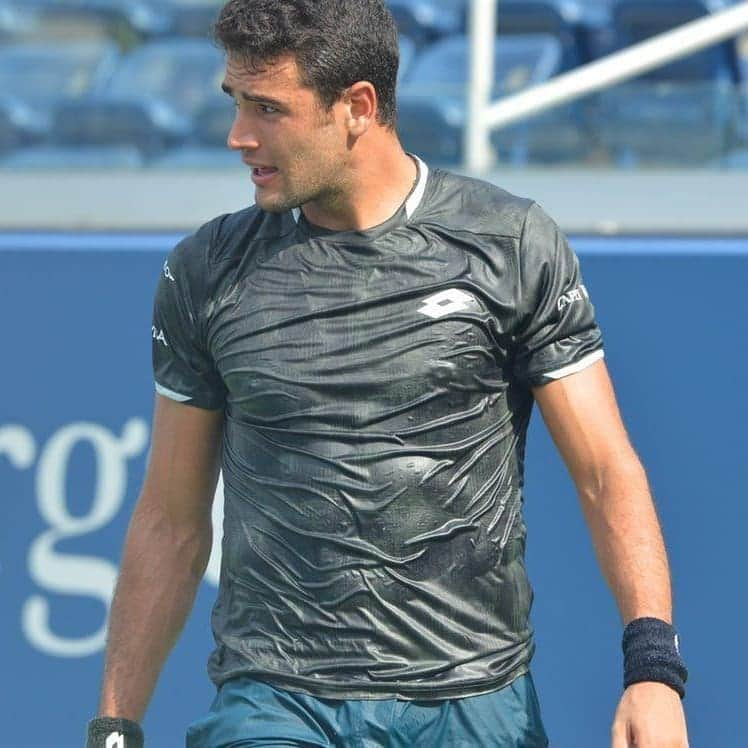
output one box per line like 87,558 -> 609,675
1,1 -> 747,746
0,0 -> 746,173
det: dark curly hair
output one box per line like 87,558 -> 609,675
213,0 -> 400,128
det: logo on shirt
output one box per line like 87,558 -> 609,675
163,261 -> 175,282
105,733 -> 125,748
418,289 -> 476,319
557,284 -> 589,312
151,326 -> 168,347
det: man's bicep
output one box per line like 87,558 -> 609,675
140,394 -> 224,524
532,359 -> 638,486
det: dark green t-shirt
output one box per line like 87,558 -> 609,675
152,160 -> 603,699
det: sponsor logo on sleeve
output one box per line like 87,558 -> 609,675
106,733 -> 125,748
557,284 -> 589,311
151,326 -> 168,347
163,261 -> 176,282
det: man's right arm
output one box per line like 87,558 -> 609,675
97,394 -> 224,722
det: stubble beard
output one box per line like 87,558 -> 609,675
255,169 -> 345,217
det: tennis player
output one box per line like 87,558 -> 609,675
86,1 -> 689,746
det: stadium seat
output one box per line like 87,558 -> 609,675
597,80 -> 739,166
389,0 -> 602,65
0,40 -> 119,152
22,0 -> 171,45
491,1 -> 587,71
0,144 -> 144,168
388,0 -> 466,46
611,0 -> 739,82
558,0 -> 616,64
164,0 -> 223,39
52,39 -> 225,157
398,33 -> 592,165
0,3 -> 37,41
596,0 -> 740,165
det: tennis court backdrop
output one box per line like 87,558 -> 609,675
1,232 -> 746,747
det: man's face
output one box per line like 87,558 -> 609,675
222,53 -> 351,214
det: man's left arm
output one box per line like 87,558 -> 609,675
533,358 -> 688,748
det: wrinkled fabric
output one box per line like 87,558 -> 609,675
153,166 -> 602,699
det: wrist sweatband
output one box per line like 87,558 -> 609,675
86,717 -> 144,748
622,617 -> 688,698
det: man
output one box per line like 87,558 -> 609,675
87,1 -> 689,746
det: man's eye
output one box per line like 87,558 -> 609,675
259,104 -> 279,114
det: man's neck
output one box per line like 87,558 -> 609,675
300,138 -> 418,232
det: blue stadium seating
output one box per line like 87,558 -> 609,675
0,40 -> 119,152
491,1 -> 587,71
596,0 -> 740,165
0,144 -> 144,168
397,33 -> 592,165
389,0 -> 609,65
0,3 -> 36,41
52,39 -> 225,157
24,0 -> 171,39
22,1 -> 230,41
387,0 -> 465,46
2,0 -> 744,169
164,1 -> 222,39
611,0 -> 739,82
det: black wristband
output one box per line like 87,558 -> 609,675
622,617 -> 688,698
86,717 -> 144,748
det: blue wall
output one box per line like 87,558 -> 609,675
1,233 -> 746,747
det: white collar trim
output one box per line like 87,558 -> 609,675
405,155 -> 429,220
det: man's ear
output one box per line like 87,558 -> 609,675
344,81 -> 377,136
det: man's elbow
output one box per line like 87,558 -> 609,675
575,449 -> 649,507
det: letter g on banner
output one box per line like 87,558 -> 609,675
22,419 -> 149,657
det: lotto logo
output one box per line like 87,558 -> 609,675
106,733 -> 125,748
418,289 -> 475,319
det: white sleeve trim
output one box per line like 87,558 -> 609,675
155,382 -> 192,402
542,349 -> 605,381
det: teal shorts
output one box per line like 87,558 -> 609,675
185,673 -> 548,747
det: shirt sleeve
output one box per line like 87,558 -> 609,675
511,202 -> 604,387
151,231 -> 226,410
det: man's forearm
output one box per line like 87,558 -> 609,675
577,455 -> 673,624
98,499 -> 212,721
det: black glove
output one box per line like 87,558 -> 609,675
86,717 -> 144,748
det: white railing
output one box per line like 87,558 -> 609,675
466,0 -> 748,170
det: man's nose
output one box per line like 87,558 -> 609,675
227,112 -> 259,150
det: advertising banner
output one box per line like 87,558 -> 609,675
2,233 -> 746,747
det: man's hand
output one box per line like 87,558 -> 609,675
611,682 -> 688,747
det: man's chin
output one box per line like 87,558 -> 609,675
253,190 -> 299,214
